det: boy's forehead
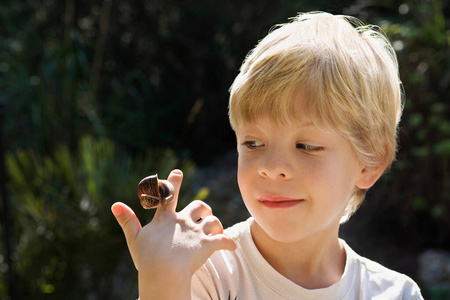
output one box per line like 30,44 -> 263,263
236,115 -> 317,133
234,90 -> 317,127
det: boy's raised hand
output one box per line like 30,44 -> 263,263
111,169 -> 236,299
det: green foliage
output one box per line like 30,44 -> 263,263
0,0 -> 354,163
5,136 -> 196,299
372,0 -> 450,243
426,285 -> 450,300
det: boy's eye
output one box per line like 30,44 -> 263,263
242,141 -> 264,149
296,143 -> 323,151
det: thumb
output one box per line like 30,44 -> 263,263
111,202 -> 142,246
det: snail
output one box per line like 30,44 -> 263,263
137,174 -> 174,209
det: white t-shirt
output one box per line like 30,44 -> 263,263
192,218 -> 423,300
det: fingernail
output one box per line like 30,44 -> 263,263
171,169 -> 182,175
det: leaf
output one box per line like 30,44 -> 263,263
434,140 -> 450,155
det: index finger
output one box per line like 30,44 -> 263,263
155,169 -> 183,215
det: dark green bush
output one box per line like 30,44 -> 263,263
5,136 -> 197,299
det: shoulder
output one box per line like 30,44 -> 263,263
224,218 -> 251,241
343,240 -> 424,299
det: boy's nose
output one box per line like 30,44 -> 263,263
257,150 -> 294,180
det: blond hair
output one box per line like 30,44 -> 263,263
229,12 -> 403,223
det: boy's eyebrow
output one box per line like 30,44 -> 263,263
298,121 -> 314,127
294,120 -> 317,128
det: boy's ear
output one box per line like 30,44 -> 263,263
356,142 -> 390,190
355,149 -> 389,189
355,164 -> 386,190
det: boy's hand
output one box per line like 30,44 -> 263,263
111,169 -> 236,299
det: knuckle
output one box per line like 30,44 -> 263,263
120,215 -> 133,229
202,215 -> 224,235
176,213 -> 189,225
191,200 -> 212,213
204,215 -> 221,226
189,199 -> 203,206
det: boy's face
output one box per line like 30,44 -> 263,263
236,97 -> 366,244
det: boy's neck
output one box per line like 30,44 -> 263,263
250,220 -> 346,290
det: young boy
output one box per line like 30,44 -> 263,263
112,12 -> 424,299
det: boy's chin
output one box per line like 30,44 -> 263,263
251,218 -> 308,244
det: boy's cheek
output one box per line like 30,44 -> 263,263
237,154 -> 259,173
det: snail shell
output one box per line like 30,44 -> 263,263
137,174 -> 174,209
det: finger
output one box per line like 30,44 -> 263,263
205,234 -> 237,252
189,200 -> 212,222
156,169 -> 183,214
201,215 -> 224,236
179,200 -> 212,223
111,202 -> 142,246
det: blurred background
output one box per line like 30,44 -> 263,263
0,0 -> 449,299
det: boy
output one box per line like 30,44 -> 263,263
112,12 -> 423,299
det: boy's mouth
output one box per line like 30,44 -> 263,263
257,195 -> 304,208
